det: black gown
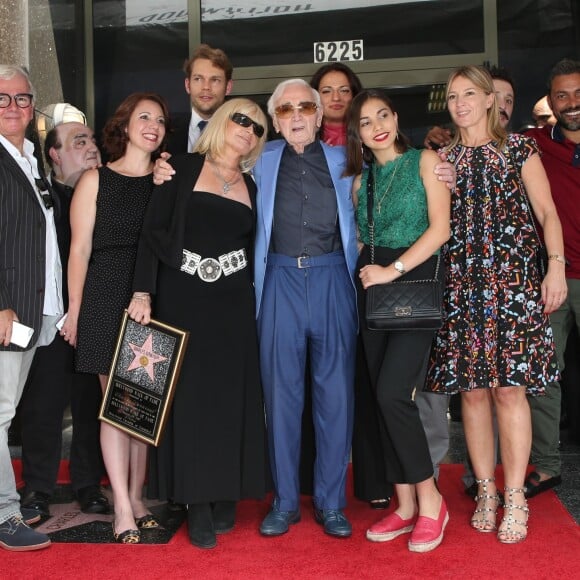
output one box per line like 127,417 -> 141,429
147,188 -> 268,504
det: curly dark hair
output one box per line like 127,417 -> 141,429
101,93 -> 170,162
344,89 -> 410,177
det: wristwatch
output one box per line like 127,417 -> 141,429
393,260 -> 406,275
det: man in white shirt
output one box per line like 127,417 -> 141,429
0,64 -> 62,551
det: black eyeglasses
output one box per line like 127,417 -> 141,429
34,177 -> 54,210
0,93 -> 33,108
274,101 -> 318,119
230,112 -> 265,138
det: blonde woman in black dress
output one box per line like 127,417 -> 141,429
129,98 -> 269,550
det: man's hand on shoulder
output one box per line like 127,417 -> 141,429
434,150 -> 456,190
424,126 -> 453,150
153,152 -> 175,186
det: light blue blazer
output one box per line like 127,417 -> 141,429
253,139 -> 358,317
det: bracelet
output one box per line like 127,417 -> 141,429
131,294 -> 151,302
548,254 -> 566,264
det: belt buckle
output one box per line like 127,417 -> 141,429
297,255 -> 310,269
198,257 -> 222,282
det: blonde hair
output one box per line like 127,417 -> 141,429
446,65 -> 507,151
193,98 -> 267,172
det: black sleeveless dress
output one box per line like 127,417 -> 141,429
76,167 -> 154,375
147,190 -> 268,503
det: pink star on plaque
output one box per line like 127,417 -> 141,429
126,333 -> 167,382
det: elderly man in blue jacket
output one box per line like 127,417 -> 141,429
253,79 -> 358,538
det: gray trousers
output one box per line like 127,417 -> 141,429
0,316 -> 57,524
416,391 -> 449,480
528,277 -> 580,477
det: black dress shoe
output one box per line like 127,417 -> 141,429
167,499 -> 186,512
76,485 -> 110,514
21,491 -> 50,517
524,471 -> 562,499
212,501 -> 236,534
369,498 -> 391,510
188,503 -> 216,549
465,482 -> 478,500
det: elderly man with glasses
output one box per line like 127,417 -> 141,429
253,78 -> 358,539
0,64 -> 62,551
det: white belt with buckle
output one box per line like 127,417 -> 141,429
180,248 -> 247,283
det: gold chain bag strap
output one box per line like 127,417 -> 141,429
364,163 -> 444,331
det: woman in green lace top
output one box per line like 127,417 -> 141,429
344,88 -> 451,552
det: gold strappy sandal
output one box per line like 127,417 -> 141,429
498,487 -> 529,544
471,477 -> 501,533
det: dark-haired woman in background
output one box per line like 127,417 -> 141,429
128,98 -> 269,550
310,62 -> 362,146
345,89 -> 450,552
64,93 -> 168,543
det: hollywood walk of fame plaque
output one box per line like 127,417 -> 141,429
99,310 -> 189,445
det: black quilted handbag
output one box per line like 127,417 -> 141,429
364,164 -> 444,331
365,254 -> 444,331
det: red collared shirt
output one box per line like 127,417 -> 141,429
526,124 -> 580,279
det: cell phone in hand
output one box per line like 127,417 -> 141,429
10,321 -> 34,348
56,313 -> 68,331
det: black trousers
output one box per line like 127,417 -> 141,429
351,337 -> 393,501
357,245 -> 434,485
360,326 -> 435,484
18,333 -> 104,494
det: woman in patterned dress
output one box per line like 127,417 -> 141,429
63,93 -> 168,543
427,66 -> 567,543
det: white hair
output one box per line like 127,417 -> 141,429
0,65 -> 35,100
267,78 -> 321,118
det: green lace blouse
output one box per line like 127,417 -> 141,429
356,148 -> 429,248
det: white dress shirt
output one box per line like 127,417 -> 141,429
0,135 -> 63,317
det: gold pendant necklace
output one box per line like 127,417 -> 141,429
374,156 -> 401,214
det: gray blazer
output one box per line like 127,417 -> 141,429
0,142 -> 48,350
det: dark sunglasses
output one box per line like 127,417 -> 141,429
274,101 -> 318,119
34,177 -> 54,210
230,112 -> 265,138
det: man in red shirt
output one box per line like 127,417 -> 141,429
525,58 -> 580,497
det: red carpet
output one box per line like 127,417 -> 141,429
7,463 -> 579,579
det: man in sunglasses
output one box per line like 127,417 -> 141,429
18,122 -> 110,520
0,65 -> 62,551
253,78 -> 358,539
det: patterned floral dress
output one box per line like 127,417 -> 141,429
427,133 -> 559,395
